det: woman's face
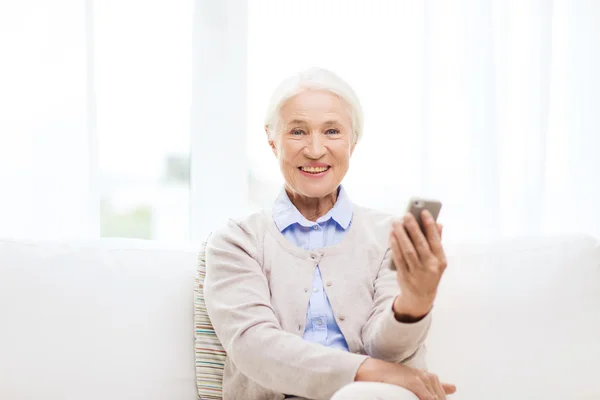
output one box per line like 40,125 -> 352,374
269,90 -> 355,199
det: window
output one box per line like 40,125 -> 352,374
93,0 -> 193,241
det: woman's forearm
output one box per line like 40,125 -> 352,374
221,320 -> 367,399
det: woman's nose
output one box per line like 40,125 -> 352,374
305,135 -> 326,159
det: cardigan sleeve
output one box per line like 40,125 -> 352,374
204,220 -> 368,400
360,248 -> 432,365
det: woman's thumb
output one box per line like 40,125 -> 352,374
442,383 -> 457,394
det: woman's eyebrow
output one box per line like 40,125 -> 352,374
287,119 -> 308,126
286,119 -> 341,127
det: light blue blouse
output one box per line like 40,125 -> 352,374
272,186 -> 352,351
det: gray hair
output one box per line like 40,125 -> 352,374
264,67 -> 364,145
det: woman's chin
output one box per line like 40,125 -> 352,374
294,180 -> 339,199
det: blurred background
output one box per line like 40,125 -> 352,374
0,0 -> 598,244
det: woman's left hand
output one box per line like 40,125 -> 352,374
389,210 -> 447,320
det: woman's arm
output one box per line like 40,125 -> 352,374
360,249 -> 432,365
204,220 -> 368,400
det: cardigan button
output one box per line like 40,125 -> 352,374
326,281 -> 332,287
339,315 -> 346,321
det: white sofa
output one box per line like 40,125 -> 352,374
1,234 -> 599,400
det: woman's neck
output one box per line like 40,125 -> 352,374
285,186 -> 338,222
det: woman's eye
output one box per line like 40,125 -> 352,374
325,129 -> 339,135
291,129 -> 304,136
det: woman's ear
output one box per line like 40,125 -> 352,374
265,125 -> 278,157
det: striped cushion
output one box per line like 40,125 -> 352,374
195,240 -> 226,399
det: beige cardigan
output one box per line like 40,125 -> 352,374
204,205 -> 431,400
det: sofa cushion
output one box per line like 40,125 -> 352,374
427,234 -> 600,400
0,238 -> 199,400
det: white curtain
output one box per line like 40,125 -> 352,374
247,0 -> 600,241
1,1 -> 598,242
0,1 -> 97,241
0,1 -> 193,242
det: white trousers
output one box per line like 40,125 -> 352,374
331,382 -> 419,400
288,382 -> 419,400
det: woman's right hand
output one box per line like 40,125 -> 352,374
355,358 -> 456,400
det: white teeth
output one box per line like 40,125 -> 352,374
301,166 -> 328,173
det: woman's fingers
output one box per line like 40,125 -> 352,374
442,383 -> 457,395
410,382 -> 434,400
422,380 -> 441,400
392,221 -> 420,271
417,372 -> 450,400
404,213 -> 430,258
422,210 -> 446,263
403,213 -> 432,260
431,374 -> 447,400
389,232 -> 409,274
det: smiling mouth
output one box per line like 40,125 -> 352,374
298,166 -> 330,174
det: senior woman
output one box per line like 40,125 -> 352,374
204,68 -> 456,400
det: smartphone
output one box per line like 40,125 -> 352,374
405,197 -> 442,233
389,197 -> 443,270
